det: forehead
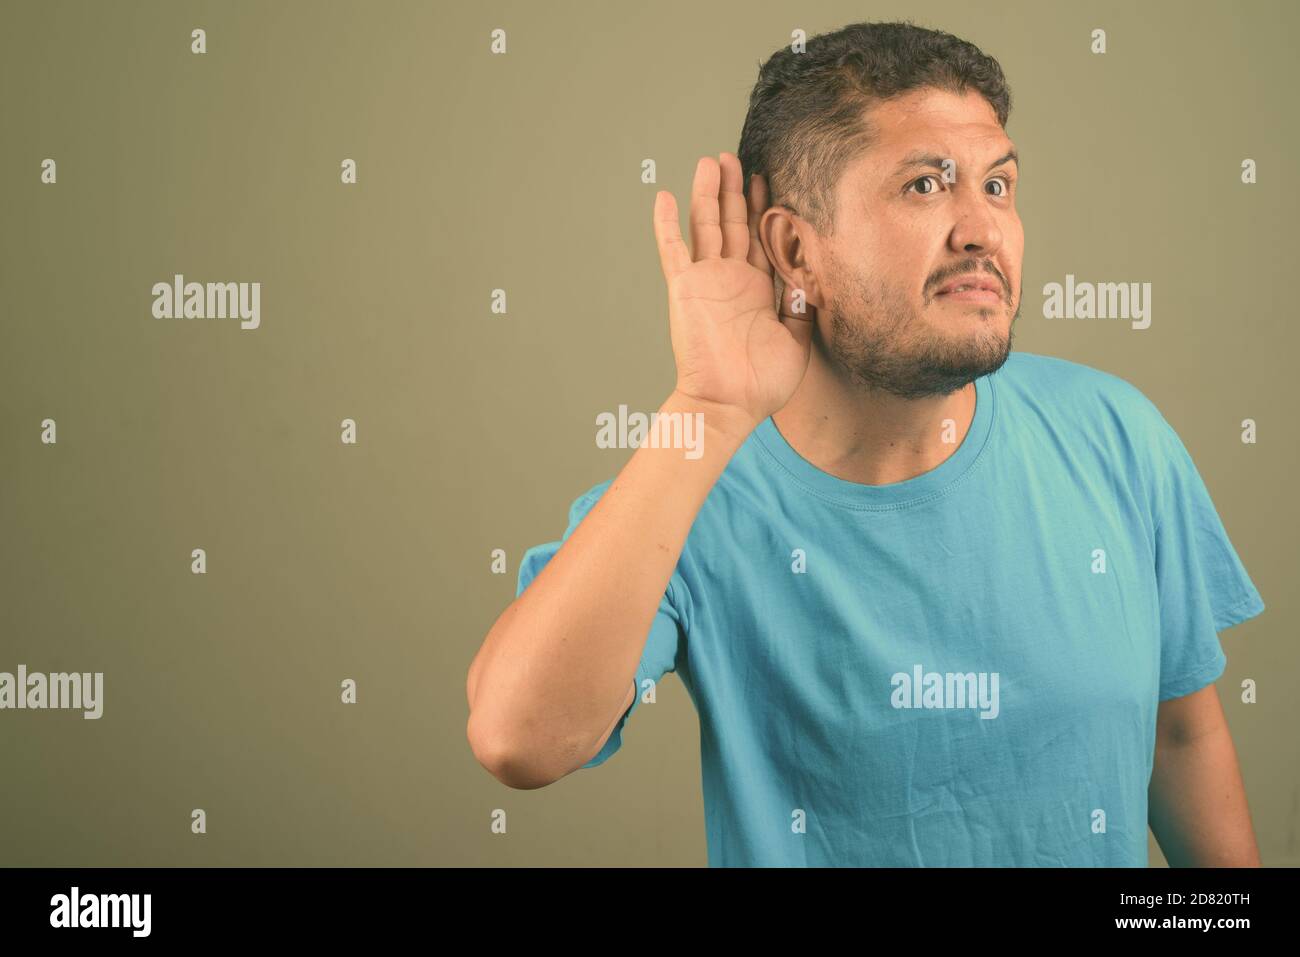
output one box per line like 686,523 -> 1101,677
848,87 -> 1013,175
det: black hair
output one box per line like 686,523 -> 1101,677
737,20 -> 1012,237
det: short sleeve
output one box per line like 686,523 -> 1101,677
515,479 -> 688,768
1148,417 -> 1264,701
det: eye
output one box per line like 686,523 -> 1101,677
987,176 -> 1013,196
908,175 -> 941,195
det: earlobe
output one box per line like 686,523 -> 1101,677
765,213 -> 826,312
786,262 -> 825,312
775,269 -> 824,319
799,271 -> 825,311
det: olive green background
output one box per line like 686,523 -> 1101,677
1,0 -> 1295,867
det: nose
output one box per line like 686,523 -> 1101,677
948,187 -> 1004,257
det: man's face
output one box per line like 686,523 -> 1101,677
811,87 -> 1024,399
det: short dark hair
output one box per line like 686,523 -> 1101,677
737,21 -> 1012,237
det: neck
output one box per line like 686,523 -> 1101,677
771,351 -> 978,487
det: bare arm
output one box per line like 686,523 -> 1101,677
1148,683 -> 1261,866
466,154 -> 815,789
466,395 -> 750,788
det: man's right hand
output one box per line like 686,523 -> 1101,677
652,153 -> 816,437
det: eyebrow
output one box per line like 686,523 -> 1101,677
893,149 -> 1020,176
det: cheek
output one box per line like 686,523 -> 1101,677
1001,222 -> 1025,281
1008,219 -> 1026,257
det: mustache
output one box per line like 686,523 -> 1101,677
928,262 -> 1008,297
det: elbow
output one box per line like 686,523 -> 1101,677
467,709 -> 567,790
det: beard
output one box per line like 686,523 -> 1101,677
821,253 -> 1019,400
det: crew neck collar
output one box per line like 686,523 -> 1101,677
751,372 -> 997,510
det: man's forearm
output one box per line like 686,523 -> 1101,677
1148,726 -> 1261,866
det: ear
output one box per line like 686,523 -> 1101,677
758,206 -> 827,310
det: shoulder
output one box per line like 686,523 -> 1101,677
996,351 -> 1169,439
997,351 -> 1154,407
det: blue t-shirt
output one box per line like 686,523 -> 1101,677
516,351 -> 1265,866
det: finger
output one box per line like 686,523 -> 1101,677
688,156 -> 722,260
717,152 -> 749,261
746,172 -> 774,275
652,190 -> 691,283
